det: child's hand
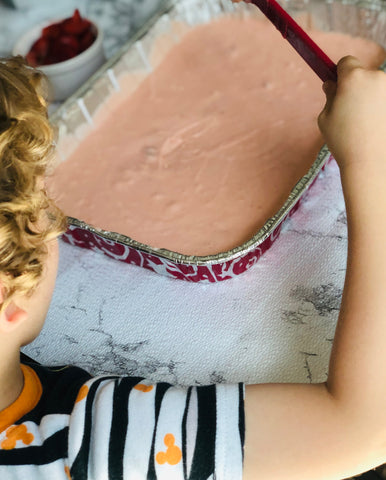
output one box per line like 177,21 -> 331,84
318,55 -> 386,173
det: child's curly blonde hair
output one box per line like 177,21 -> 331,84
0,56 -> 67,313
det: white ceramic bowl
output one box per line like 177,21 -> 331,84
13,18 -> 105,101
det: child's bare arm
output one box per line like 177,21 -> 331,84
243,56 -> 386,480
320,55 -> 386,424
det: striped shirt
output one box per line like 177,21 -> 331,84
0,363 -> 245,479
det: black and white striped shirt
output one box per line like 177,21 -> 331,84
0,363 -> 245,479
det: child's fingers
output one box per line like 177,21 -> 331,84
320,56 -> 363,116
318,80 -> 337,129
322,80 -> 337,106
322,80 -> 336,95
336,55 -> 364,79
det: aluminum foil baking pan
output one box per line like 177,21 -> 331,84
50,0 -> 386,283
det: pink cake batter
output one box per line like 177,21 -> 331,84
48,17 -> 385,256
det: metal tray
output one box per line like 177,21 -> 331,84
50,0 -> 386,282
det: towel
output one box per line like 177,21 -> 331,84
23,160 -> 347,386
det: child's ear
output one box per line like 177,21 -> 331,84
0,281 -> 27,332
0,282 -> 28,333
0,302 -> 28,333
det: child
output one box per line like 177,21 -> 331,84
0,54 -> 385,480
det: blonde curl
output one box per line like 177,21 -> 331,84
0,56 -> 67,313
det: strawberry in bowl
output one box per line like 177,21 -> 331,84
13,9 -> 105,101
26,10 -> 97,67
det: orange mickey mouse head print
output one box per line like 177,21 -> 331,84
1,424 -> 34,450
134,384 -> 154,393
156,433 -> 182,466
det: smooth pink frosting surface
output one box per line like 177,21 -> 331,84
48,17 -> 385,256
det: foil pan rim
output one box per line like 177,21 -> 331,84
66,144 -> 330,266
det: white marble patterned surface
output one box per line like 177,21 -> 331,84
1,0 -> 347,386
23,159 -> 348,387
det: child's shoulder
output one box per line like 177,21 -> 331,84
21,362 -> 93,419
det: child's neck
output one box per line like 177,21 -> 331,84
0,350 -> 24,412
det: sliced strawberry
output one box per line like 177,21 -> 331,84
59,34 -> 81,54
62,17 -> 91,35
42,22 -> 62,39
50,42 -> 77,63
79,30 -> 95,51
28,37 -> 49,64
42,54 -> 56,65
30,37 -> 49,56
73,8 -> 82,23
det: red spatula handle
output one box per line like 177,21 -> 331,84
244,0 -> 338,82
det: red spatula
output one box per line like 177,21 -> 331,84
236,0 -> 338,82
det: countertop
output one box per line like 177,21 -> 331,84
0,0 -> 165,59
